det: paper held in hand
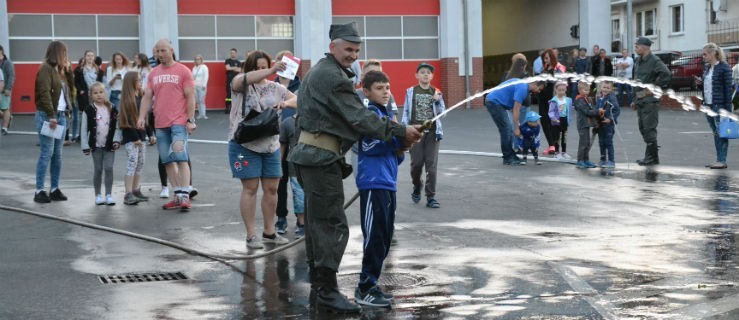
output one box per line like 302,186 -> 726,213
277,55 -> 301,80
40,121 -> 65,139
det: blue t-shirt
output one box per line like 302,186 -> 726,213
486,78 -> 529,109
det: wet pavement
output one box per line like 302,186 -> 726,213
1,107 -> 738,319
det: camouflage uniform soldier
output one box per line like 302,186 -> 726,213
287,22 -> 422,313
631,37 -> 671,165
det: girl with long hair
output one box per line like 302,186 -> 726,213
115,71 -> 149,204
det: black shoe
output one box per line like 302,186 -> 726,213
354,286 -> 392,308
189,188 -> 198,199
34,191 -> 51,203
315,287 -> 361,313
49,189 -> 68,201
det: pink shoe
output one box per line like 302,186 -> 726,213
545,146 -> 556,155
162,197 -> 180,210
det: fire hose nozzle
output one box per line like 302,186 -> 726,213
421,120 -> 433,131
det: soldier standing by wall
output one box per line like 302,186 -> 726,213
631,37 -> 671,166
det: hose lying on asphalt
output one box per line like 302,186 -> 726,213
0,192 -> 361,263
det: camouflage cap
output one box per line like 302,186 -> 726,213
329,22 -> 362,43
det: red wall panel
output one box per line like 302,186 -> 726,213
8,0 -> 139,14
332,0 -> 439,16
177,0 -> 294,15
12,60 -> 442,114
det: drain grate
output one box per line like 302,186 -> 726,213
337,272 -> 426,289
98,272 -> 188,284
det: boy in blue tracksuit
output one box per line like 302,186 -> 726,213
518,111 -> 543,165
354,70 -> 404,308
595,81 -> 621,168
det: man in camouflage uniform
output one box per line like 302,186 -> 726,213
631,37 -> 671,165
287,22 -> 422,313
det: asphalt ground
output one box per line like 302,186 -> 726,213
1,105 -> 738,319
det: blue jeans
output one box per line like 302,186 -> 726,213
617,83 -> 632,105
71,104 -> 80,139
707,114 -> 729,163
598,125 -> 615,162
109,90 -> 121,110
485,101 -> 515,162
35,111 -> 66,190
289,177 -> 305,214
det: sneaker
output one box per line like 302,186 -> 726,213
426,198 -> 440,208
607,161 -> 616,168
34,191 -> 51,203
105,194 -> 116,206
246,236 -> 264,249
295,224 -> 305,238
275,216 -> 288,235
162,197 -> 180,210
263,233 -> 289,245
159,187 -> 169,198
1,128 -> 7,135
411,186 -> 421,204
584,161 -> 597,168
124,193 -> 139,205
354,286 -> 392,308
544,146 -> 555,155
520,159 -> 527,165
179,195 -> 191,211
561,153 -> 572,160
504,159 -> 523,165
188,187 -> 198,199
554,153 -> 563,160
50,189 -> 68,201
95,194 -> 105,205
535,159 -> 543,165
575,161 -> 586,169
597,160 -> 607,167
132,189 -> 149,201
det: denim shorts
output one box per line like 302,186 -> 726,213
228,140 -> 282,180
0,94 -> 9,110
156,125 -> 189,164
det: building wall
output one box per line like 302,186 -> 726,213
483,0 -> 579,56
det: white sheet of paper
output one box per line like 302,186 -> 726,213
40,121 -> 65,139
276,55 -> 301,81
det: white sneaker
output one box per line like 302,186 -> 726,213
105,194 -> 116,206
160,187 -> 169,198
562,153 -> 572,160
95,194 -> 105,205
263,233 -> 289,245
246,236 -> 264,249
554,153 -> 563,160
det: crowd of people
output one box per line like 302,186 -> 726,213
11,21 -> 739,314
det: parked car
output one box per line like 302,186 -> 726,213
669,52 -> 703,90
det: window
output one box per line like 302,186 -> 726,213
612,19 -> 621,41
331,16 -> 439,60
670,5 -> 684,33
8,14 -> 139,62
636,9 -> 657,37
178,15 -> 294,62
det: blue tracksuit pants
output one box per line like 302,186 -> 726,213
358,189 -> 396,291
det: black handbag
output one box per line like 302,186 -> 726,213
233,78 -> 279,143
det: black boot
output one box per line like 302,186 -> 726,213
308,265 -> 317,307
636,143 -> 659,166
313,267 -> 360,314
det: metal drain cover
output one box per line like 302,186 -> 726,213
98,272 -> 188,284
337,272 -> 426,289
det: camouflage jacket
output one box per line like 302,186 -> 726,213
633,53 -> 671,105
287,54 -> 406,166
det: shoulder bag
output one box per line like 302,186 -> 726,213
233,76 -> 280,143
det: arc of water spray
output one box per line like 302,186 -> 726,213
424,72 -> 730,128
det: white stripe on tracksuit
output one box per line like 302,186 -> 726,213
363,190 -> 373,250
